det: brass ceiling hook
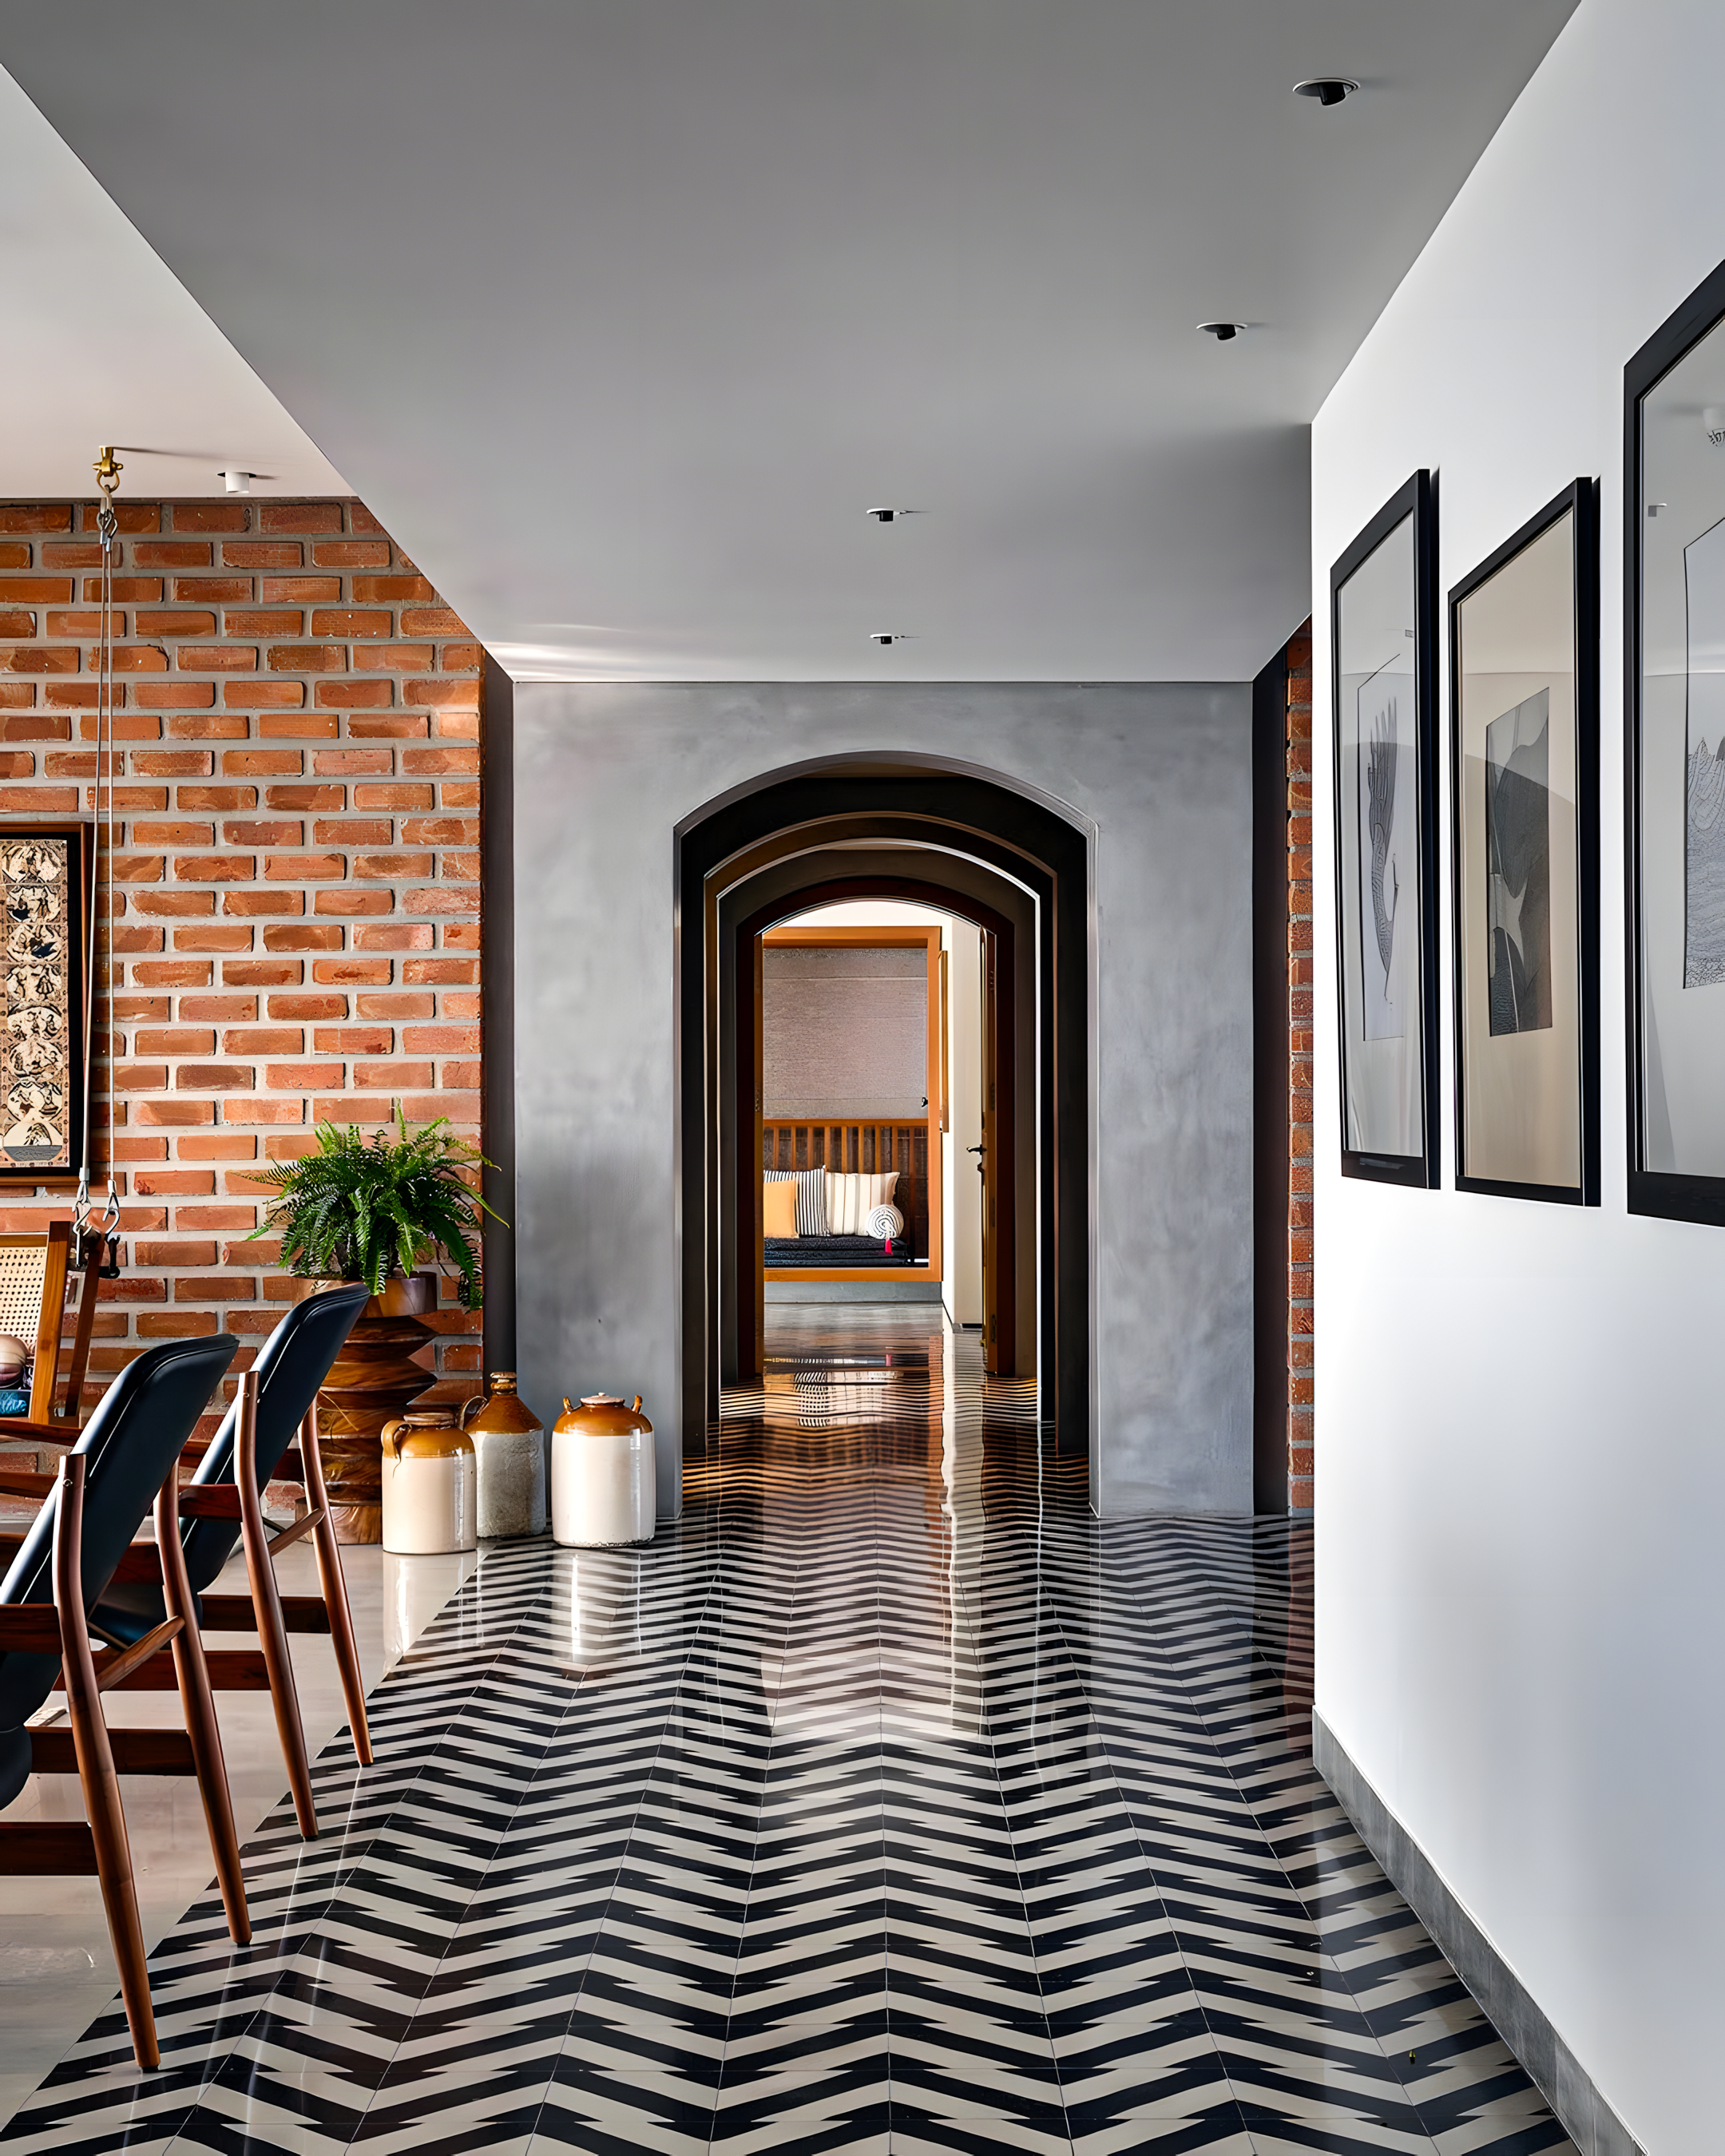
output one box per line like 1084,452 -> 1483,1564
93,445 -> 123,497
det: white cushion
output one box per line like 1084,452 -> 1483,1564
866,1203 -> 905,1240
825,1170 -> 898,1234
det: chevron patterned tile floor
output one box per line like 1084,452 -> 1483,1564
1,1306 -> 1576,2155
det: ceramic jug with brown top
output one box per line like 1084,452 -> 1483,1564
550,1393 -> 656,1546
379,1407 -> 477,1556
461,1372 -> 546,1539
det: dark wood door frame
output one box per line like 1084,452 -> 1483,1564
732,877 -> 1017,1385
980,925 -> 1015,1375
717,848 -> 1039,1397
1251,646 -> 1291,1513
676,768 -> 1091,1468
712,835 -> 1054,1429
479,652 -> 517,1377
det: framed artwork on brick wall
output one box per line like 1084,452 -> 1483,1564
1449,480 -> 1600,1206
0,818 -> 93,1184
1626,256 -> 1725,1225
1330,470 -> 1440,1187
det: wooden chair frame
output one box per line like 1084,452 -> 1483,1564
1,1372 -> 371,1849
172,1373 -> 373,1834
87,1373 -> 372,1839
0,1454 -> 249,2071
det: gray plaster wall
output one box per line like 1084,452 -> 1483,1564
513,682 -> 1252,1518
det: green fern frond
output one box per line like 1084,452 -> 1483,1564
246,1104 -> 503,1304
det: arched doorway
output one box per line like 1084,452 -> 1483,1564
721,862 -> 1034,1390
674,760 -> 1092,1472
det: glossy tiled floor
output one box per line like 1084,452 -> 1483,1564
0,1526 -> 478,2134
1,1307 -> 1574,2154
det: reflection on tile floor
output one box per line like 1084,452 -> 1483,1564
0,1308 -> 1575,2154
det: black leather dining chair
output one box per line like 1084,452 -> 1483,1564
0,1333 -> 244,2070
96,1282 -> 375,1838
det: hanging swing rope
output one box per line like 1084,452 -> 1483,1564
74,449 -> 122,1278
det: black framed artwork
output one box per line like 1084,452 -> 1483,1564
1449,481 -> 1600,1206
1330,471 -> 1440,1187
0,819 -> 93,1183
1625,255 -> 1725,1226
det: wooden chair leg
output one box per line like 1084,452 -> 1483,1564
154,1469 -> 249,1945
234,1370 -> 318,1839
53,1457 -> 159,2071
299,1403 -> 373,1766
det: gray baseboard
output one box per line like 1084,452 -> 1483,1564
1313,1710 -> 1642,2156
764,1279 -> 943,1303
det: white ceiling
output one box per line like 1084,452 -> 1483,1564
0,2 -> 1576,683
0,68 -> 347,505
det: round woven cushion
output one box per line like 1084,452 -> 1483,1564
866,1203 -> 905,1240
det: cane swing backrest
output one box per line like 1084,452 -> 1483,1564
0,1224 -> 100,1425
0,1240 -> 54,1342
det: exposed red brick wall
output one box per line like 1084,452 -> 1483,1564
0,497 -> 484,1433
1285,625 -> 1314,1510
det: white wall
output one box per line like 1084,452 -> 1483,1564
1313,5 -> 1725,2146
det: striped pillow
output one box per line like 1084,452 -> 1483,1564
866,1203 -> 904,1241
764,1167 -> 829,1235
825,1170 -> 899,1235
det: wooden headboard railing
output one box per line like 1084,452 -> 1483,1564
762,1119 -> 930,1258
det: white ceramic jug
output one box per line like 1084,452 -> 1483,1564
380,1410 -> 477,1555
551,1393 -> 656,1546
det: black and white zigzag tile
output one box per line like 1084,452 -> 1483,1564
2,1313 -> 1577,2154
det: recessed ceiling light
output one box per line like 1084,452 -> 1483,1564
1293,77 -> 1359,107
1198,321 -> 1248,342
869,631 -> 911,645
218,469 -> 253,494
866,507 -> 923,523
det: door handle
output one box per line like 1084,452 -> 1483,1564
966,1144 -> 985,1155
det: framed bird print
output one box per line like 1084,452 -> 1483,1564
1449,481 -> 1599,1205
1330,470 -> 1440,1187
0,820 -> 93,1183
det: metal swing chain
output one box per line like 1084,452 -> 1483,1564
75,450 -> 122,1278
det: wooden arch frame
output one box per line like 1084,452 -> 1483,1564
675,763 -> 1092,1468
733,876 -> 1023,1391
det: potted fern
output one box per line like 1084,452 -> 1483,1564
249,1108 -> 495,1308
248,1110 -> 499,1543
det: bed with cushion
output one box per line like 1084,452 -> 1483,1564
763,1155 -> 922,1274
763,1233 -> 918,1269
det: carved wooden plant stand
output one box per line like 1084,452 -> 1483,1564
315,1274 -> 437,1543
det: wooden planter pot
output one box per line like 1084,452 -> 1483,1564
314,1274 -> 438,1544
